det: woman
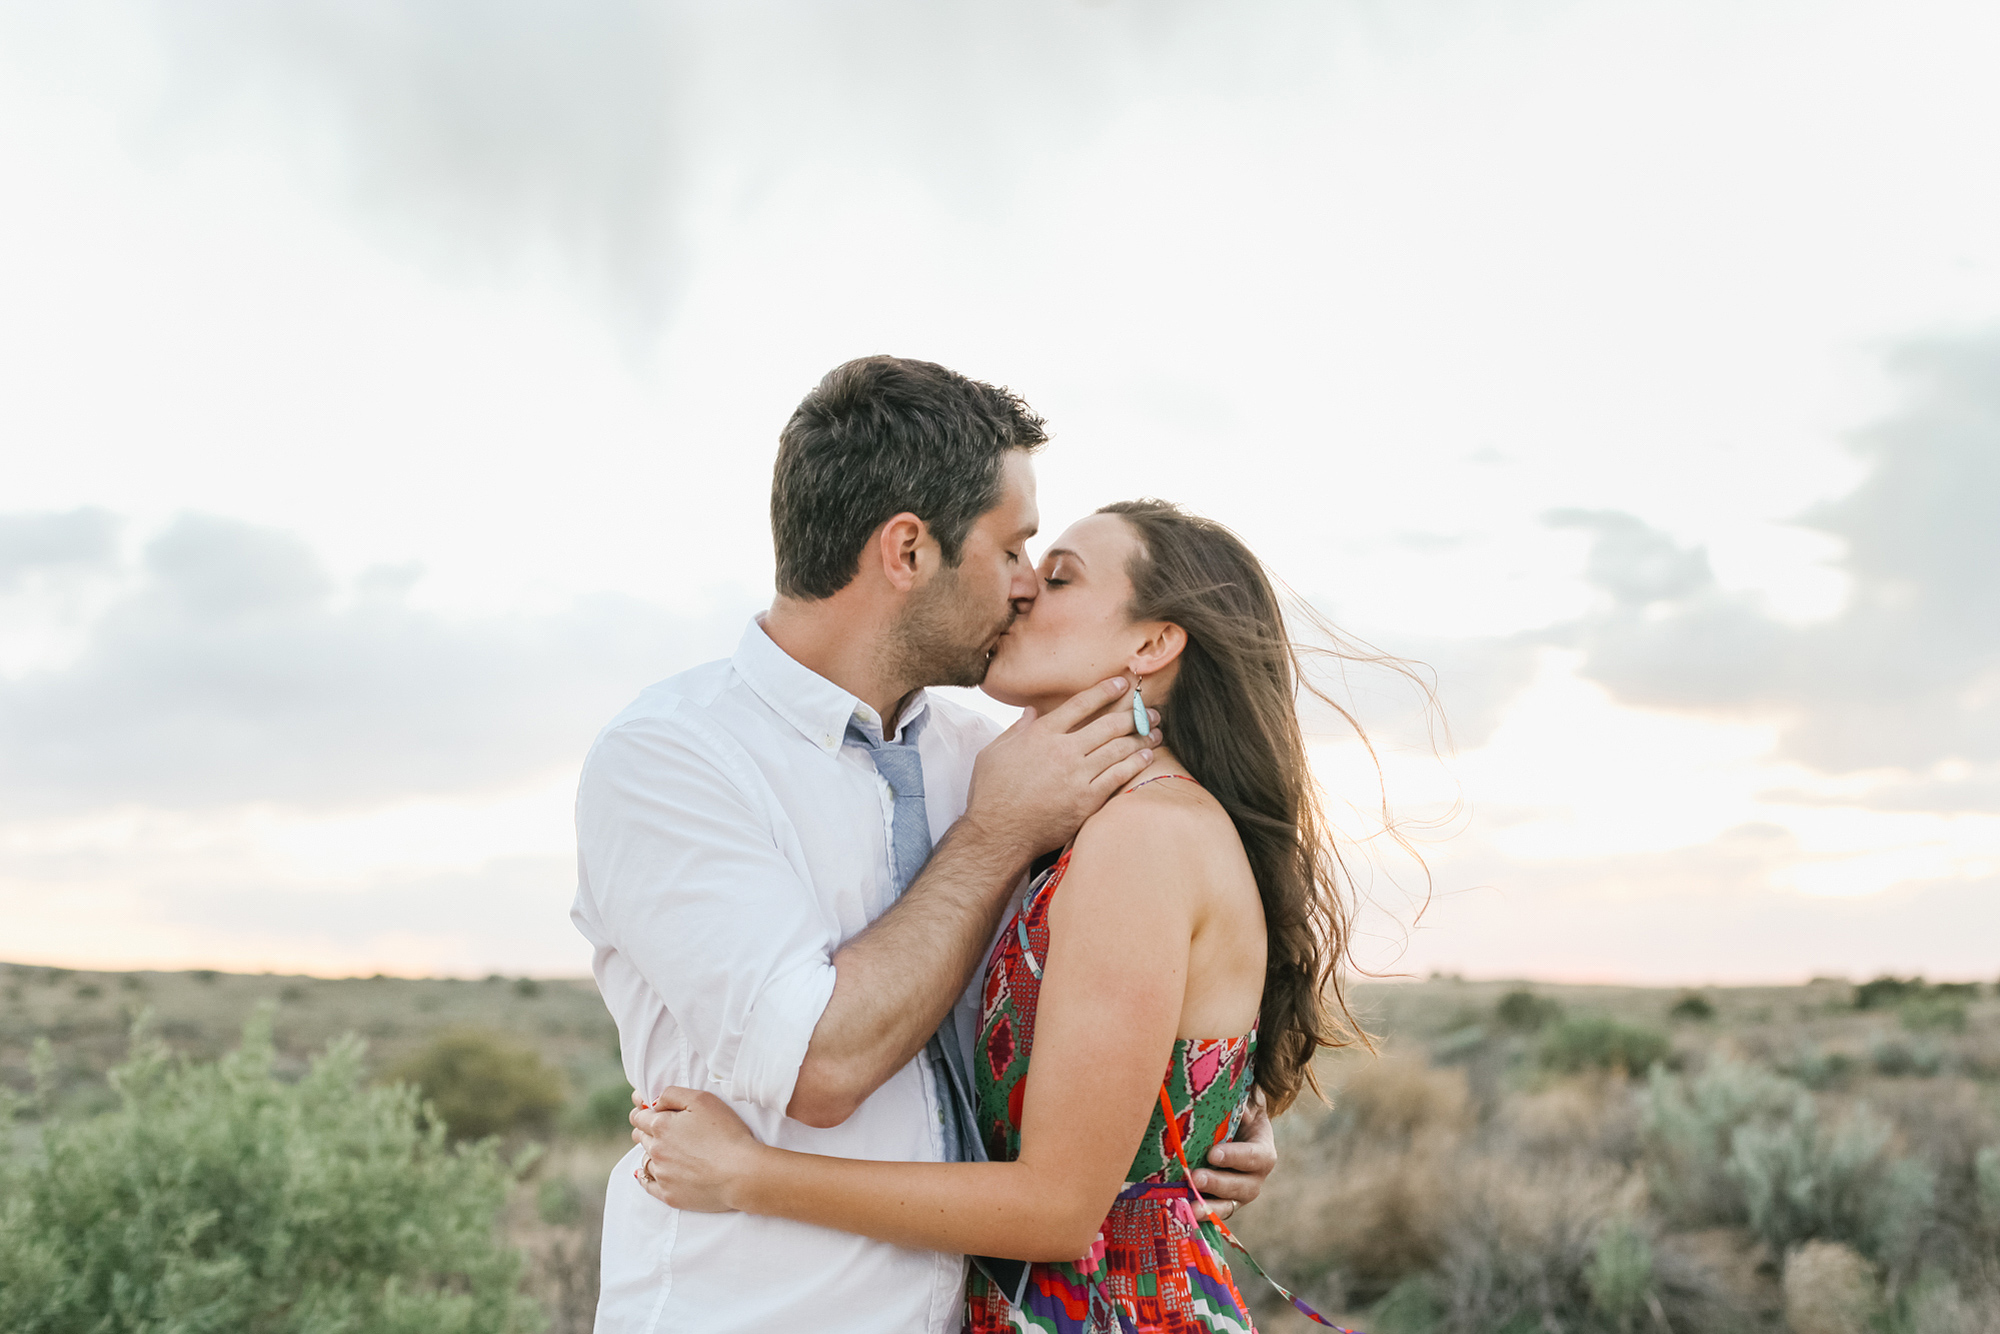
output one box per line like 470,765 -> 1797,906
631,500 -> 1367,1333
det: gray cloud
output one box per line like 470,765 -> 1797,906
143,0 -> 684,335
0,508 -> 120,590
0,512 -> 751,815
121,0 -> 1411,335
1550,329 -> 2000,785
1757,769 -> 2000,816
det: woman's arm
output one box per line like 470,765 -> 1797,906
633,793 -> 1204,1262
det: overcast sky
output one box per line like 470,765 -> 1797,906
3,0 -> 1997,982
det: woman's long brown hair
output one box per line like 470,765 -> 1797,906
1100,499 -> 1414,1114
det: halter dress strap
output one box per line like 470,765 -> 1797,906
1121,772 -> 1203,796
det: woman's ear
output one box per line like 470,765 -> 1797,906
1128,622 -> 1187,678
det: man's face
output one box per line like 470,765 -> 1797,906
894,450 -> 1040,689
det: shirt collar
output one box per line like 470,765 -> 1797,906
732,616 -> 931,756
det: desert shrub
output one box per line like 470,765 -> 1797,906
1932,982 -> 1980,1001
384,1028 -> 567,1141
1872,1035 -> 1946,1078
1902,997 -> 1969,1033
1417,1160 -> 1619,1332
1668,992 -> 1716,1022
1405,1161 -> 1734,1334
536,1177 -> 586,1227
1429,1024 -> 1487,1066
1642,1058 -> 1935,1264
1641,1058 -> 1805,1226
1330,1059 -> 1473,1142
1234,1061 -> 1471,1303
1856,976 -> 1928,1010
1539,1015 -> 1671,1076
1783,1240 -> 1879,1334
1785,1045 -> 1860,1091
513,978 -> 543,1000
574,1080 -> 640,1138
1729,1101 -> 1936,1267
190,969 -> 219,985
0,1010 -> 543,1334
1369,1275 -> 1444,1333
1495,990 -> 1562,1033
1883,1269 -> 2000,1334
1584,1217 -> 1653,1326
1499,1077 -> 1641,1165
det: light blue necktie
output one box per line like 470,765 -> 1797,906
846,712 -> 984,1164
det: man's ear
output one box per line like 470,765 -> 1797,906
873,512 -> 928,593
1129,622 -> 1187,677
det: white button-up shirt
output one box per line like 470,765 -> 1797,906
572,618 -> 1002,1333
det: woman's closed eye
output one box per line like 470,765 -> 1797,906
1042,575 -> 1069,589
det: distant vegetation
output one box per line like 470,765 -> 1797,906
385,1028 -> 569,1141
7,965 -> 1996,1332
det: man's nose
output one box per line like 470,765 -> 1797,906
1009,568 -> 1039,610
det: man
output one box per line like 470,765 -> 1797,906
573,356 -> 1275,1332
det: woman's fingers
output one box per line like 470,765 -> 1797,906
651,1085 -> 702,1112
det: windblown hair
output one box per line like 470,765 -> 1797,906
1100,499 -> 1412,1114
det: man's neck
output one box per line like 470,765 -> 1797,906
762,596 -> 916,729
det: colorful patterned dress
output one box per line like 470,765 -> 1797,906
965,837 -> 1262,1334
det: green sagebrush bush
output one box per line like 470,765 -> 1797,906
1667,992 -> 1716,1023
382,1028 -> 567,1142
1640,1059 -> 1935,1268
1494,990 -> 1563,1033
1642,1058 -> 1803,1228
1538,1015 -> 1672,1076
1730,1101 -> 1935,1267
572,1082 -> 639,1139
0,1009 -> 544,1334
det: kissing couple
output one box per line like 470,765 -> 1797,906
573,356 -> 1367,1333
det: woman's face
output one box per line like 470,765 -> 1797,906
981,512 -> 1154,711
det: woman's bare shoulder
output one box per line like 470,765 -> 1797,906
1066,778 -> 1235,887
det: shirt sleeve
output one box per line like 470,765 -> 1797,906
577,708 -> 837,1113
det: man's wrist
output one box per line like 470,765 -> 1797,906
940,810 -> 1034,885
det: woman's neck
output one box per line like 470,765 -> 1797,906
1123,746 -> 1190,790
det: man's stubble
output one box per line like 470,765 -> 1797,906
886,560 -> 1015,692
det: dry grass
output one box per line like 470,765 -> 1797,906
1783,1241 -> 1879,1334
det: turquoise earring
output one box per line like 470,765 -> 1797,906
1131,680 -> 1151,739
